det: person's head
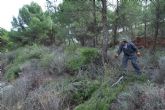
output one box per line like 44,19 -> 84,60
120,37 -> 128,44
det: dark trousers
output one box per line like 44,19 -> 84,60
122,55 -> 141,75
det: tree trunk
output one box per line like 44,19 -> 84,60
92,0 -> 97,47
152,0 -> 160,53
144,0 -> 147,48
113,0 -> 119,46
101,0 -> 109,63
144,19 -> 147,47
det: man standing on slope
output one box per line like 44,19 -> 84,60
115,37 -> 141,75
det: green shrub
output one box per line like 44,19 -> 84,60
64,44 -> 79,54
5,64 -> 21,80
68,80 -> 100,104
61,79 -> 100,108
10,44 -> 46,64
67,56 -> 83,71
66,47 -> 100,71
79,48 -> 99,64
4,44 -> 50,80
74,83 -> 126,110
40,53 -> 54,67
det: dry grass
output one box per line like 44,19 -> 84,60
110,83 -> 165,110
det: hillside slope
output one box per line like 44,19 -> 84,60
0,45 -> 165,110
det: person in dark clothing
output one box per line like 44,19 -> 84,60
115,38 -> 141,75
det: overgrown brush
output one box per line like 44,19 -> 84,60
3,45 -> 101,80
110,82 -> 165,110
0,45 -> 152,110
20,76 -> 100,110
4,44 -> 50,80
66,47 -> 100,72
74,67 -> 147,110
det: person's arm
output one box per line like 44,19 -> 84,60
130,42 -> 141,56
130,42 -> 139,52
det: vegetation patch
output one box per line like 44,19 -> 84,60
74,74 -> 147,110
4,44 -> 50,80
66,47 -> 100,71
63,79 -> 100,106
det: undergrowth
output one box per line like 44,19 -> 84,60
2,44 -> 149,110
74,73 -> 147,110
4,44 -> 50,80
66,47 -> 100,71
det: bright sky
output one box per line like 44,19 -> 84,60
0,0 -> 62,31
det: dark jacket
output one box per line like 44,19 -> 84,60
117,42 -> 138,56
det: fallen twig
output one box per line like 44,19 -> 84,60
111,76 -> 124,87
